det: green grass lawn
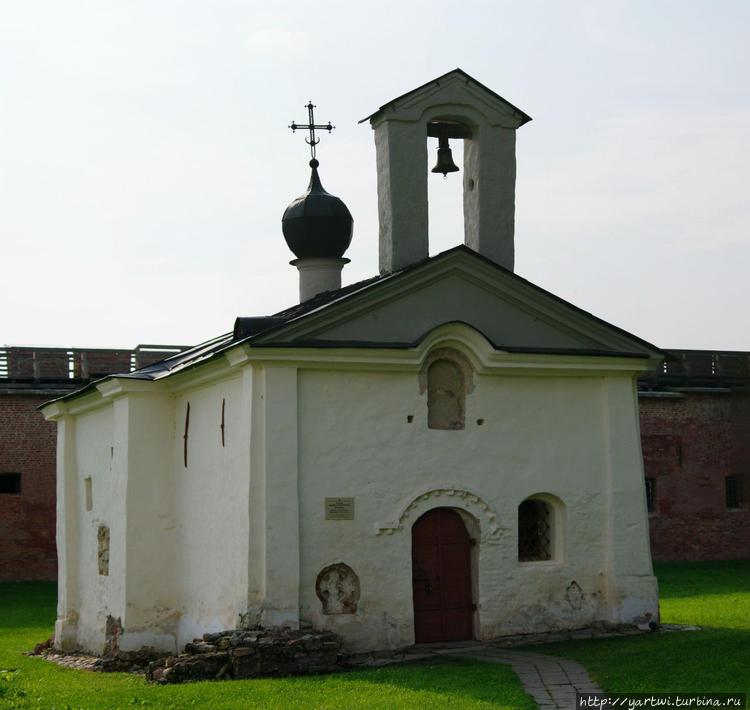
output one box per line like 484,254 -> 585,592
533,559 -> 750,699
0,583 -> 533,709
656,559 -> 750,629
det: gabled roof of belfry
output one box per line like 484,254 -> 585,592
45,246 -> 664,404
359,68 -> 532,127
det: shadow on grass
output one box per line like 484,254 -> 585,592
295,656 -> 535,708
0,582 -> 56,630
140,657 -> 534,709
531,627 -> 750,695
4,654 -> 536,710
655,560 -> 750,599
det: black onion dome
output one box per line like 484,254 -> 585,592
282,159 -> 353,259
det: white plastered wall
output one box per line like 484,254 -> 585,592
48,381 -> 180,654
117,388 -> 178,652
174,359 -> 302,636
293,348 -> 656,651
49,382 -> 180,655
67,405 -> 118,654
172,371 -> 251,649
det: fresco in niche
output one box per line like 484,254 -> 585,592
566,580 -> 584,610
97,525 -> 110,576
418,347 -> 474,431
316,563 -> 360,614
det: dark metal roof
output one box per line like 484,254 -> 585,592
282,162 -> 353,259
118,332 -> 235,380
359,68 -> 532,126
38,332 -> 235,405
233,317 -> 288,340
271,273 -> 386,320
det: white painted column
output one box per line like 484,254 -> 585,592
99,380 -> 178,652
463,127 -> 517,271
51,406 -> 80,650
247,363 -> 265,620
373,119 -> 429,274
124,389 -> 177,650
601,377 -> 659,624
255,364 -> 300,628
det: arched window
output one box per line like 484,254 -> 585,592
518,499 -> 552,561
427,359 -> 464,430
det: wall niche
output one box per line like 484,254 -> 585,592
315,563 -> 360,615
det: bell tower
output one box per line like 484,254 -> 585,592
362,69 -> 531,274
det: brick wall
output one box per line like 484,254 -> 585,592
73,350 -> 132,379
0,344 -> 187,582
639,392 -> 750,561
0,394 -> 58,581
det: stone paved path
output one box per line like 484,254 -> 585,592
433,642 -> 603,709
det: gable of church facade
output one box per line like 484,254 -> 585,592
251,250 -> 661,362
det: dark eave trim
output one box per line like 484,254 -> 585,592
249,339 -> 651,360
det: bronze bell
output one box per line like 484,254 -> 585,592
431,129 -> 459,177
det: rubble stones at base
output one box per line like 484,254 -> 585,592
32,636 -> 54,655
147,627 -> 343,684
27,626 -> 343,684
28,640 -> 165,675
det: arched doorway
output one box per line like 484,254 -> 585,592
411,507 -> 473,643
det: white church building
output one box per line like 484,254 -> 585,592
43,69 -> 660,655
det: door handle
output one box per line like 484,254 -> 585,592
413,577 -> 432,594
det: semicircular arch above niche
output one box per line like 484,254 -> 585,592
374,486 -> 503,543
414,321 -> 495,373
418,346 -> 475,431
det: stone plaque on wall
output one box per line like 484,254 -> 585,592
325,497 -> 354,520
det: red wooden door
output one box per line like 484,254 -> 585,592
411,508 -> 473,643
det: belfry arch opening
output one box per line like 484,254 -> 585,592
427,119 -> 472,256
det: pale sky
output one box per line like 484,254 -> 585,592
2,1 -> 749,350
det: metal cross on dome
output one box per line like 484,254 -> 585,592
289,102 -> 334,163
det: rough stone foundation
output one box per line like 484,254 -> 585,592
148,627 -> 343,684
30,627 -> 344,683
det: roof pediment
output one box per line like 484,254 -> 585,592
361,68 -> 532,129
250,247 -> 661,362
44,248 -> 662,411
